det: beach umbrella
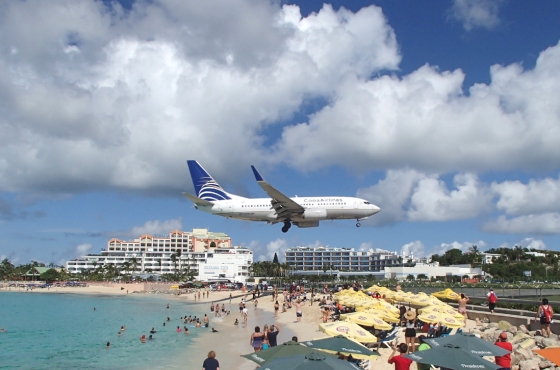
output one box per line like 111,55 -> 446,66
425,333 -> 510,357
419,305 -> 465,319
340,312 -> 393,330
403,344 -> 501,370
319,321 -> 378,343
432,288 -> 460,301
534,348 -> 560,366
258,352 -> 361,370
417,312 -> 464,328
302,335 -> 379,360
365,285 -> 392,293
360,308 -> 400,323
240,341 -> 317,366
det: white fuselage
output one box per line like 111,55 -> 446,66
195,196 -> 380,223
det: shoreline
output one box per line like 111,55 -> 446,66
0,285 -> 311,369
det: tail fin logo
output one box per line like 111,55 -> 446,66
187,160 -> 231,201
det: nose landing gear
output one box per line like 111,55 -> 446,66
356,219 -> 361,227
281,221 -> 292,233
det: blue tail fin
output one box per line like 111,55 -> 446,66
187,160 -> 231,201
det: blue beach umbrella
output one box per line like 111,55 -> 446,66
404,344 -> 501,370
424,332 -> 510,357
259,352 -> 361,370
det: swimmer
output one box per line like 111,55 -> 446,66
118,331 -> 122,336
150,327 -> 157,334
212,328 -> 218,333
176,326 -> 182,333
163,322 -> 166,326
184,328 -> 189,335
106,342 -> 110,348
94,307 -> 96,311
1,328 -> 5,332
148,335 -> 153,340
140,334 -> 146,343
166,316 -> 170,321
167,303 -> 169,309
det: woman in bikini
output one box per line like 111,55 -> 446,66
274,301 -> 280,317
458,293 -> 469,322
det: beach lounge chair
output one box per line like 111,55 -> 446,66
370,327 -> 399,349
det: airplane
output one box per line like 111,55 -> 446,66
183,160 -> 381,233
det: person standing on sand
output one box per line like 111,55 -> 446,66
295,299 -> 304,322
388,343 -> 413,370
229,293 -> 232,304
254,299 -> 258,310
202,350 -> 220,370
242,305 -> 248,324
250,326 -> 265,352
457,293 -> 469,322
267,324 -> 280,347
274,301 -> 280,317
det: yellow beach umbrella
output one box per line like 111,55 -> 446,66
340,312 -> 394,330
361,308 -> 400,323
369,299 -> 401,315
417,311 -> 464,328
319,321 -> 378,343
366,285 -> 393,293
431,288 -> 460,301
419,305 -> 464,319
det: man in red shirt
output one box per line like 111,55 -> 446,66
388,343 -> 413,370
494,332 -> 512,370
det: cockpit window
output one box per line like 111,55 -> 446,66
364,201 -> 370,204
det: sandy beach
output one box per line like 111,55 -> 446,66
0,284 -> 478,369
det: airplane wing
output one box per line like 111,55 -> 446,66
251,166 -> 304,219
182,192 -> 214,207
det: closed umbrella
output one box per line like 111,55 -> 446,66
319,321 -> 378,343
240,341 -> 317,366
258,352 -> 362,370
340,312 -> 393,330
404,344 -> 501,370
417,312 -> 464,328
425,333 -> 510,357
432,288 -> 460,300
302,335 -> 379,360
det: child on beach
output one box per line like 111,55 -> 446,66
261,337 -> 270,350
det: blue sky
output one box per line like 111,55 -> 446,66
1,0 -> 560,265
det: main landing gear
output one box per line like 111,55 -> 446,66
281,221 -> 292,233
356,219 -> 361,227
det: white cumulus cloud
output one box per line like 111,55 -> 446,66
448,0 -> 504,31
400,241 -> 425,258
492,176 -> 560,216
483,213 -> 560,234
116,218 -> 184,238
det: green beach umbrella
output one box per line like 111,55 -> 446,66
404,344 -> 501,370
301,335 -> 379,360
240,341 -> 319,366
258,352 -> 361,370
424,333 -> 510,357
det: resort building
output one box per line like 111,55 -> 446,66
284,246 -> 399,272
384,263 -> 483,281
65,229 -> 253,283
481,253 -> 502,264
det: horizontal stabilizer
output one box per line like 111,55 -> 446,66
182,192 -> 214,206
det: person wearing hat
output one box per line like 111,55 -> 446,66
494,332 -> 512,370
404,309 -> 417,353
416,335 -> 431,370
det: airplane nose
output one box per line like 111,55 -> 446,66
372,205 -> 381,214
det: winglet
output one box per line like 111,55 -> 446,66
251,165 -> 264,182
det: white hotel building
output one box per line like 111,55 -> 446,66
285,246 -> 399,272
66,228 -> 253,283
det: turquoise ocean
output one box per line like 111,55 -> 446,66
0,292 -> 206,369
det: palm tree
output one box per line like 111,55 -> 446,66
170,254 -> 178,276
